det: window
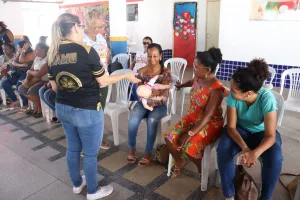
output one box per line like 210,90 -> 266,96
126,4 -> 138,21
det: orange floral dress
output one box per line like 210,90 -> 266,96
165,79 -> 225,159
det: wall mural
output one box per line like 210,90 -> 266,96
250,0 -> 300,21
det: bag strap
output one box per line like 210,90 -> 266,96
279,173 -> 300,190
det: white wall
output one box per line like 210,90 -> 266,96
219,0 -> 300,66
0,1 -> 24,35
127,0 -> 207,52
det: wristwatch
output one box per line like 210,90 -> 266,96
188,130 -> 195,137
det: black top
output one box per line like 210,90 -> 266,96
48,40 -> 105,110
0,30 -> 10,55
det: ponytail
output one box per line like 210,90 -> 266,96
47,13 -> 81,66
48,21 -> 63,66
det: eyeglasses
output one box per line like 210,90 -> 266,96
143,42 -> 150,45
78,24 -> 86,29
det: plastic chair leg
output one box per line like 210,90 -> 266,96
180,90 -> 185,116
0,89 -> 7,106
167,153 -> 173,177
111,114 -> 120,146
201,145 -> 212,191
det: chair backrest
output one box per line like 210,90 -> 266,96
167,74 -> 180,115
164,58 -> 187,83
271,90 -> 285,127
112,53 -> 130,69
280,68 -> 300,100
264,66 -> 276,85
109,69 -> 133,104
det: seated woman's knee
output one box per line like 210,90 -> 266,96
18,84 -> 28,96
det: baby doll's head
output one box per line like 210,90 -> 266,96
137,85 -> 152,98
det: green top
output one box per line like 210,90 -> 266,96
226,87 -> 277,133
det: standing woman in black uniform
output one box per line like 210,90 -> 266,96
47,13 -> 140,200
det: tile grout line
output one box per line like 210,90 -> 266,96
22,179 -> 59,200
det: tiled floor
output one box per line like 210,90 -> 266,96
0,70 -> 299,200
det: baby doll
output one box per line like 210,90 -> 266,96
136,75 -> 170,111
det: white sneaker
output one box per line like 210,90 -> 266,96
86,185 -> 113,200
73,176 -> 86,194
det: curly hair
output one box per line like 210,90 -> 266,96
232,58 -> 270,92
196,47 -> 223,72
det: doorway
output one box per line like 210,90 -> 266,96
206,0 -> 221,50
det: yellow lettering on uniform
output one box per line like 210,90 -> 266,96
69,53 -> 77,64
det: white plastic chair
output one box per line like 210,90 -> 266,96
0,89 -> 7,106
104,69 -> 133,146
179,64 -> 220,116
164,58 -> 187,114
40,98 -> 55,122
167,88 -> 229,191
112,53 -> 130,69
0,87 -> 23,107
279,68 -> 300,126
264,66 -> 276,90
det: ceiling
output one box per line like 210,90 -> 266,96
2,0 -> 63,3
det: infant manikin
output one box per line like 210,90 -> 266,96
136,75 -> 167,111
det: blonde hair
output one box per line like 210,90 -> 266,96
48,13 -> 80,66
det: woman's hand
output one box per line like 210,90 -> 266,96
22,43 -> 30,52
21,63 -> 28,67
238,148 -> 258,168
175,80 -> 182,91
125,72 -> 141,83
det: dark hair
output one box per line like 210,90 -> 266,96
0,22 -> 7,32
23,35 -> 32,46
18,40 -> 33,53
143,36 -> 153,43
39,36 -> 47,42
147,43 -> 164,74
36,42 -> 49,54
232,58 -> 270,93
3,42 -> 15,53
196,47 -> 222,72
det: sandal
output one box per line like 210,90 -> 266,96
101,141 -> 110,150
171,160 -> 187,178
25,109 -> 34,115
127,155 -> 137,164
33,112 -> 43,118
138,157 -> 151,167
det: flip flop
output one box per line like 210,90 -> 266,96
25,109 -> 34,115
33,112 -> 43,118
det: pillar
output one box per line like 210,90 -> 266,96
109,0 -> 127,58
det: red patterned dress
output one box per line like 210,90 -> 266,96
165,79 -> 225,159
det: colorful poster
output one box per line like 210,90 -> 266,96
60,2 -> 110,68
250,0 -> 300,21
173,2 -> 197,67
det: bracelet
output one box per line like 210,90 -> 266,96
188,130 -> 195,137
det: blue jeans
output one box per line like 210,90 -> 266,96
128,101 -> 167,154
217,126 -> 283,200
56,103 -> 104,194
2,73 -> 28,106
39,86 -> 56,111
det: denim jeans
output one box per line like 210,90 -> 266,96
39,86 -> 56,111
2,73 -> 28,106
56,103 -> 104,194
128,101 -> 167,153
217,126 -> 283,200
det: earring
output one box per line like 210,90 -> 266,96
205,74 -> 208,78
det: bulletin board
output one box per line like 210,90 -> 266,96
173,2 -> 197,67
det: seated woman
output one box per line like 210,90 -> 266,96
130,36 -> 152,101
165,47 -> 225,177
2,41 -> 35,110
18,43 -> 48,117
217,59 -> 283,200
127,43 -> 172,166
0,21 -> 14,56
39,82 -> 59,123
0,42 -> 15,105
